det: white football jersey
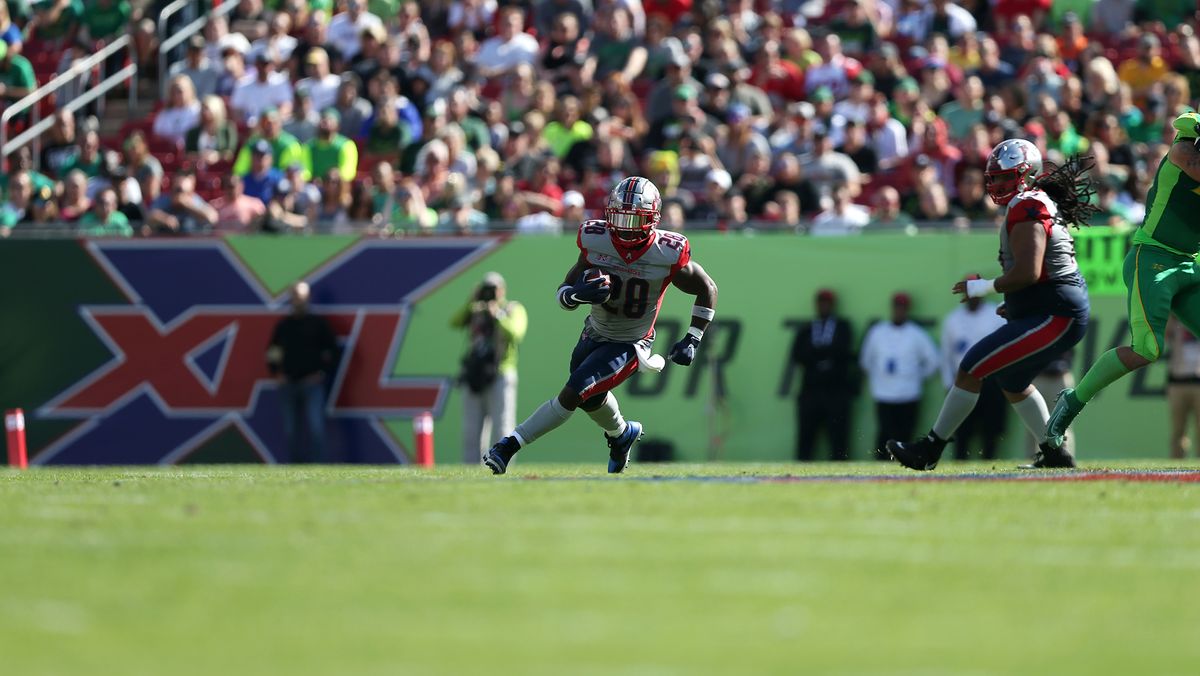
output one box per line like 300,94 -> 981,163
576,221 -> 691,343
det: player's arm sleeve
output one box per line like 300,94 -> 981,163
339,139 -> 358,181
676,240 -> 692,271
497,302 -> 528,344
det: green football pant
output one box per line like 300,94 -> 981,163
1127,243 -> 1200,360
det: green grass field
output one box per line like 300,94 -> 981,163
3,462 -> 1199,675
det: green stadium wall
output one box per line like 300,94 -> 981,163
0,231 -> 1168,464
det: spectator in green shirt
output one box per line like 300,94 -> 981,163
385,178 -> 437,234
588,5 -> 646,84
303,108 -> 359,182
28,0 -> 82,44
1135,0 -> 1196,26
0,171 -> 35,231
364,101 -> 404,153
447,88 -> 490,152
368,160 -> 401,228
233,108 -> 305,176
62,130 -> 106,178
937,76 -> 985,141
3,146 -> 56,201
77,185 -> 133,237
0,39 -> 35,104
367,0 -> 398,21
185,95 -> 239,165
1045,110 -> 1090,157
0,171 -> 54,236
81,0 -> 130,42
543,95 -> 593,161
868,186 -> 915,229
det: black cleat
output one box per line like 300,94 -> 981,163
483,436 -> 520,475
885,432 -> 948,471
1019,442 -> 1077,469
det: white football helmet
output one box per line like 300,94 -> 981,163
985,139 -> 1043,206
605,176 -> 661,244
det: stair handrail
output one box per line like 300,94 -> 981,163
0,35 -> 136,169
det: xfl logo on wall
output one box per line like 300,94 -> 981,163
34,239 -> 497,465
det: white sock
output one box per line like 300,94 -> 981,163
585,393 -> 628,437
512,398 -> 573,447
1011,389 -> 1051,439
932,386 -> 980,440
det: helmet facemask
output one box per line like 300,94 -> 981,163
985,139 -> 1042,206
605,208 -> 658,244
984,167 -> 1032,206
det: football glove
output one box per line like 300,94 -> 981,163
668,333 -> 702,366
558,276 -> 611,309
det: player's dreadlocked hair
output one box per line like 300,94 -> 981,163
1030,154 -> 1100,228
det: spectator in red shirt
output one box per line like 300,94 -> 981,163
643,0 -> 691,26
750,40 -> 806,105
900,118 -> 962,198
516,155 -> 564,217
993,0 -> 1051,33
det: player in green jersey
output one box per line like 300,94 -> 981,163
1045,111 -> 1200,447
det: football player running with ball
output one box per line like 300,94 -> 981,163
887,140 -> 1099,471
483,176 -> 718,475
1045,112 -> 1200,448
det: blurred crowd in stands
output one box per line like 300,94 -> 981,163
0,0 -> 1197,238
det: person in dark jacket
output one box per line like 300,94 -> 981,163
791,288 -> 858,461
267,281 -> 338,462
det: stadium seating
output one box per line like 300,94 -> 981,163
0,0 -> 1194,235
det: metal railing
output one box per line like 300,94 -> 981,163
0,36 -> 137,170
158,0 -> 241,99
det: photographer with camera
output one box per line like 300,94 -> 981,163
450,272 -> 527,464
